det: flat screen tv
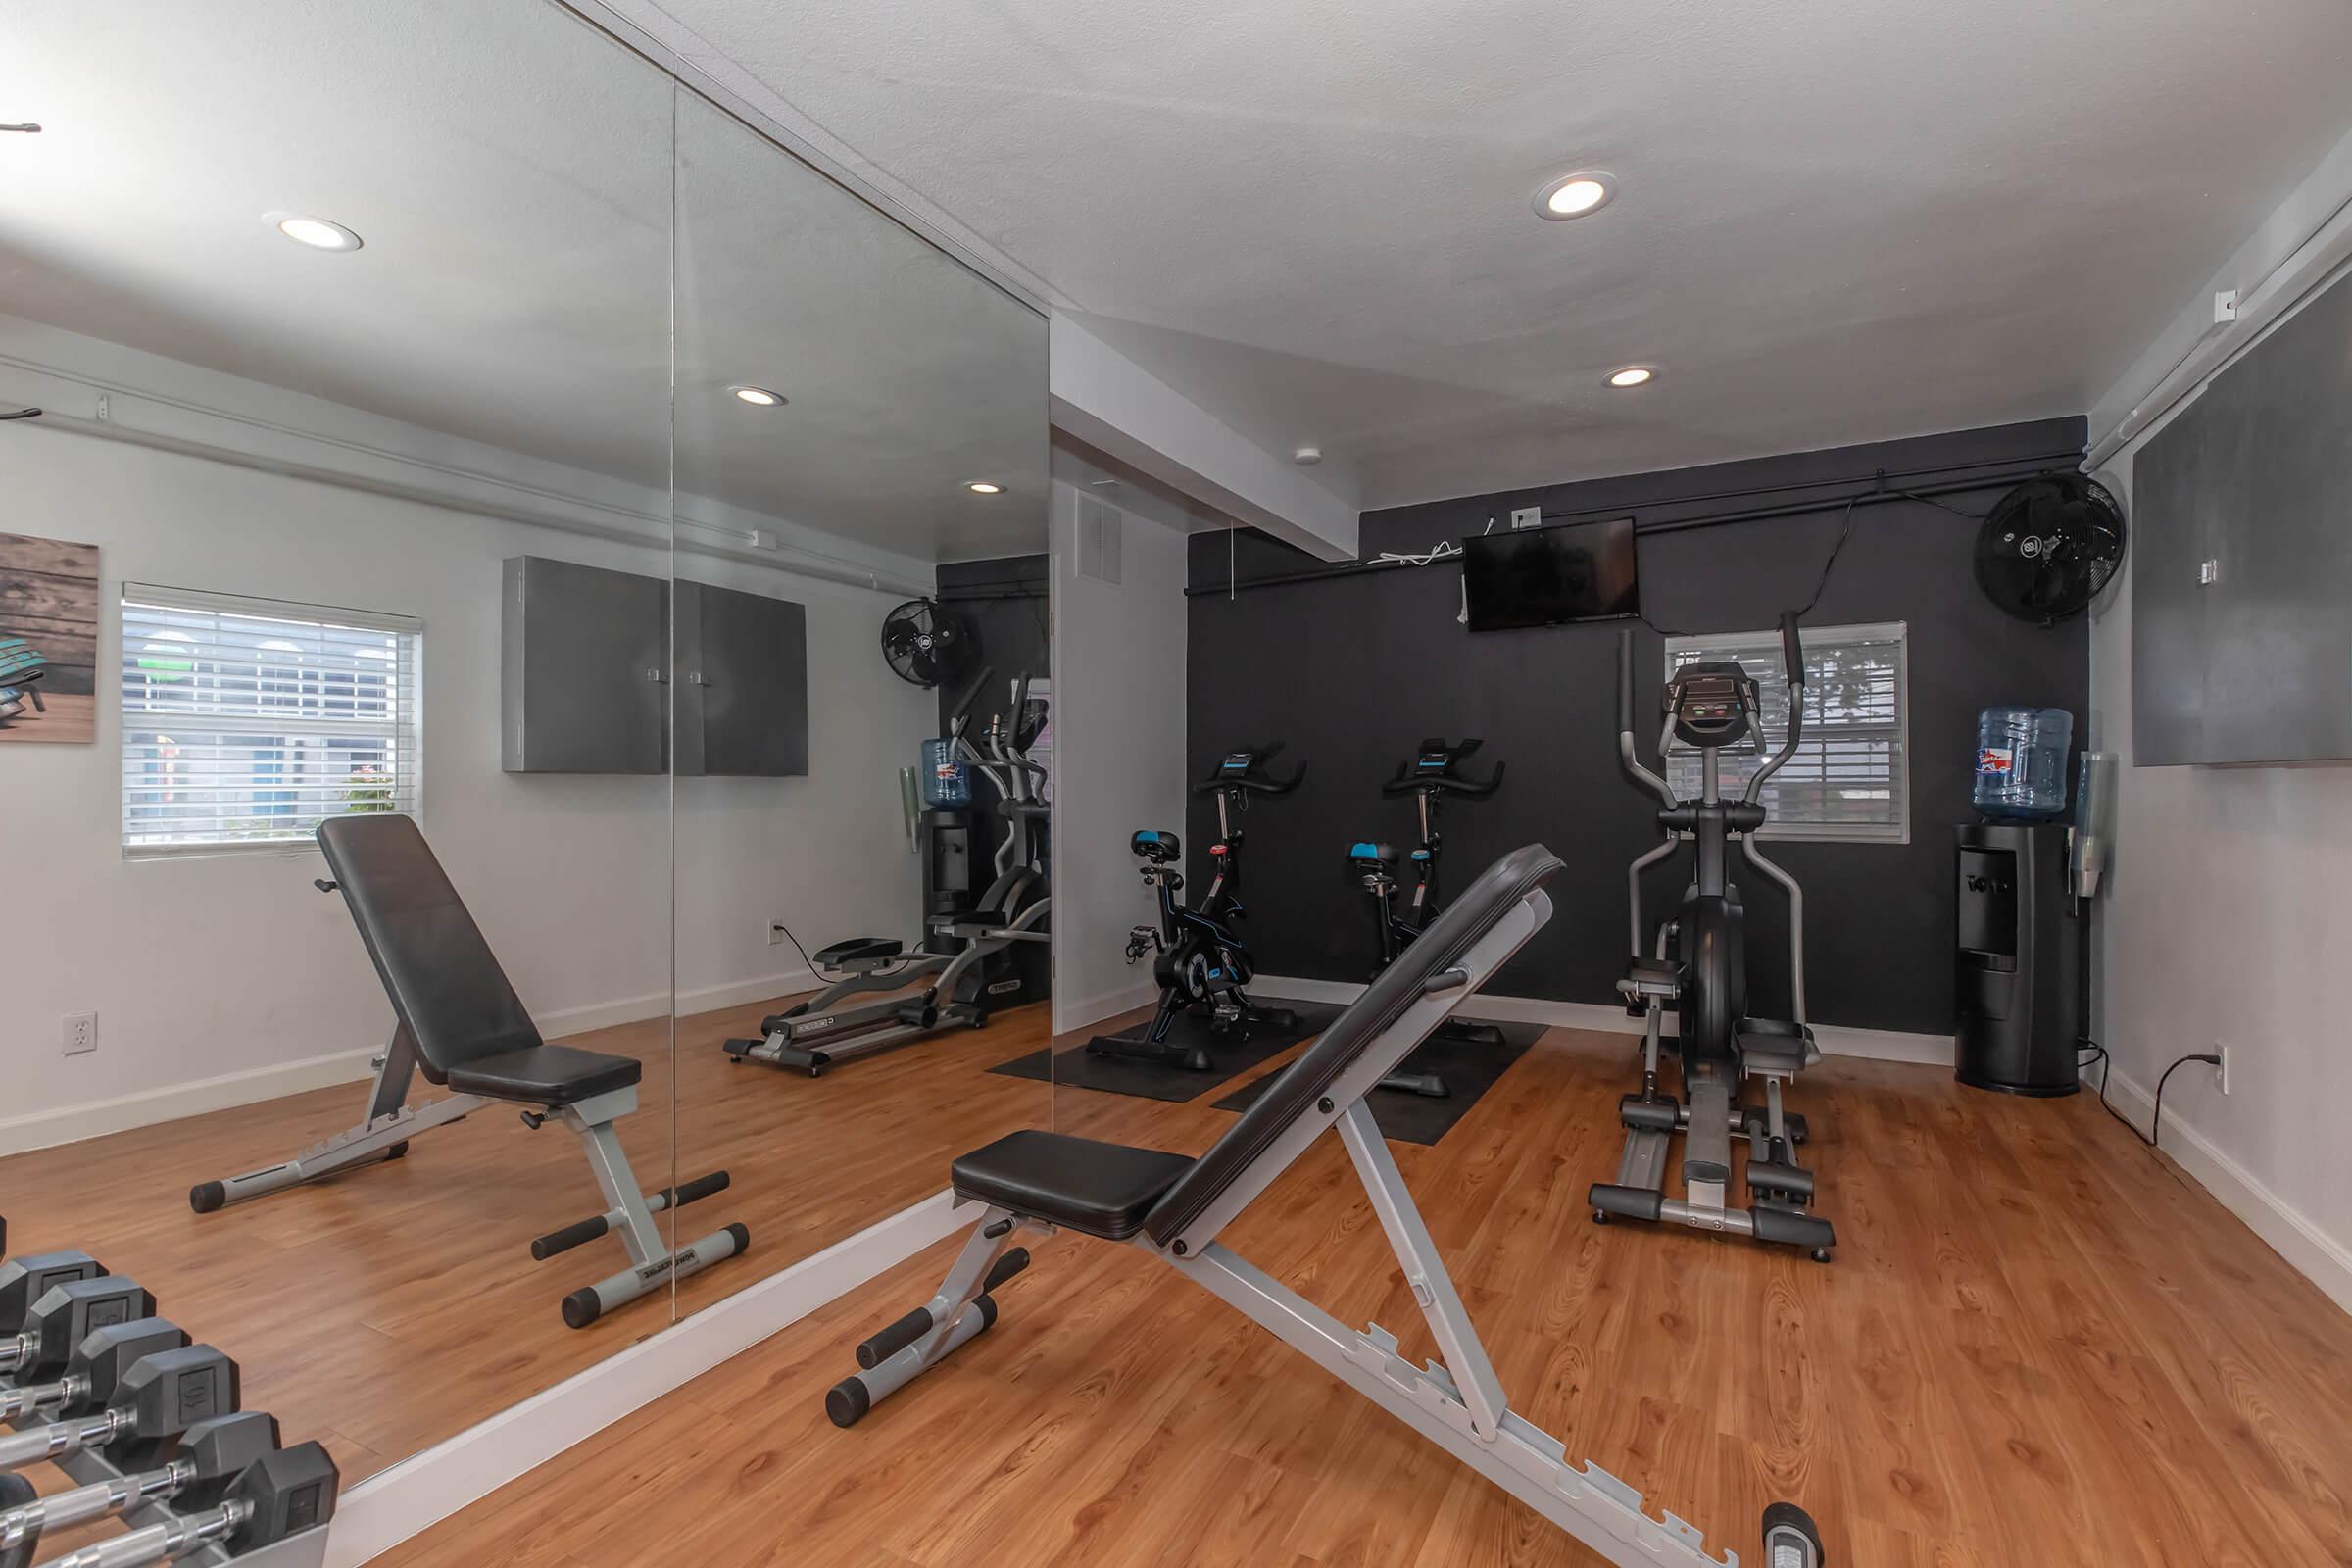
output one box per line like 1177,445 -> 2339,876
1461,517 -> 1639,631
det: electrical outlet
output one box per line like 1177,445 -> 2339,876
1509,506 -> 1543,530
767,920 -> 788,947
2215,1042 -> 2231,1096
63,1012 -> 97,1056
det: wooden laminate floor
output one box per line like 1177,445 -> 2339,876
0,995 -> 1057,1491
374,1019 -> 2352,1568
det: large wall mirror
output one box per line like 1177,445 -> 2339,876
665,82 -> 1054,1320
0,0 -> 1052,1506
0,0 -> 686,1489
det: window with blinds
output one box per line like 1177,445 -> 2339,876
120,585 -> 423,858
1663,620 -> 1909,843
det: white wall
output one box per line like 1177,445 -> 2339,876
2085,126 -> 2352,1312
1048,473 -> 1193,1035
0,411 -> 930,1152
2086,434 -> 2352,1315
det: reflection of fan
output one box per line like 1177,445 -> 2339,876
880,599 -> 979,688
1975,473 -> 2128,626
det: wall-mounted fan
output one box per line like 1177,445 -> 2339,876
1974,472 -> 2128,626
880,598 -> 979,689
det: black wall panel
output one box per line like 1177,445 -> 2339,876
1181,419 -> 2088,1035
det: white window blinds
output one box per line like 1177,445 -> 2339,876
1663,621 -> 1909,843
120,584 -> 424,858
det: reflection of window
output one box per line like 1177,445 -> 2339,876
120,585 -> 423,858
1663,621 -> 1909,844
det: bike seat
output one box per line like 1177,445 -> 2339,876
815,937 -> 904,964
1131,829 -> 1181,864
1348,841 -> 1396,873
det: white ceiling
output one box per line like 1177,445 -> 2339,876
646,0 -> 2352,509
0,1 -> 1047,564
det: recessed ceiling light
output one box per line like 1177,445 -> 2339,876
267,213 -> 364,252
1605,365 -> 1655,388
729,385 -> 785,407
965,481 -> 1004,495
1293,446 -> 1323,466
1534,172 -> 1616,220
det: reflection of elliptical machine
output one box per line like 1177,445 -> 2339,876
1347,739 -> 1505,1098
1095,746 -> 1301,1072
0,638 -> 47,725
1590,614 -> 1837,1261
725,669 -> 1050,1077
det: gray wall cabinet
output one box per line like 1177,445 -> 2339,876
2132,269 -> 2352,765
504,557 -> 808,776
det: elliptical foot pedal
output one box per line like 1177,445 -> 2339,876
1589,1183 -> 1664,1224
1618,1094 -> 1680,1133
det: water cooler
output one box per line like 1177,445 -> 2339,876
1953,823 -> 2082,1095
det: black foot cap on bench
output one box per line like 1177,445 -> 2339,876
826,1375 -> 870,1428
189,1180 -> 225,1214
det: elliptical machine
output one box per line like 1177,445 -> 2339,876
1589,614 -> 1837,1261
1094,746 -> 1302,1071
725,671 -> 1051,1077
1347,739 -> 1506,1098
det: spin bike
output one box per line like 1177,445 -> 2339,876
1095,746 -> 1301,1071
1589,614 -> 1837,1260
1347,738 -> 1506,1098
725,671 -> 1051,1077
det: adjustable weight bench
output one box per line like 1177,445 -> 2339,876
192,814 -> 748,1329
827,844 -> 1826,1568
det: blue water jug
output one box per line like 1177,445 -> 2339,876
1974,707 -> 2073,820
920,738 -> 970,808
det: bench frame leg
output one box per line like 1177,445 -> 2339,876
826,1209 -> 1038,1425
195,1031 -> 749,1329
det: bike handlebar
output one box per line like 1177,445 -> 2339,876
1381,758 -> 1503,798
1195,745 -> 1305,797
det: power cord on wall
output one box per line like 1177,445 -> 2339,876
2077,1039 -> 2219,1150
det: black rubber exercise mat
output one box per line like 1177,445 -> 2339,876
988,1000 -> 1343,1102
1212,1019 -> 1545,1145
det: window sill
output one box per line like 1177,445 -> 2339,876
123,840 -> 326,864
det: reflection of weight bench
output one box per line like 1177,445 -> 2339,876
825,844 -> 1825,1568
0,637 -> 46,723
192,814 -> 748,1329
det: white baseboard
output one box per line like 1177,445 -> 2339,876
536,966 -> 815,1039
2100,1070 -> 2352,1317
0,969 -> 818,1159
1054,977 -> 1161,1038
1254,975 -> 1956,1067
0,1046 -> 381,1157
326,1188 -> 971,1565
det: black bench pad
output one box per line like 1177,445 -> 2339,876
445,1045 -> 642,1106
951,1131 -> 1195,1241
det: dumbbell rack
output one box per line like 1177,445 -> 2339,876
3,1409 -> 332,1567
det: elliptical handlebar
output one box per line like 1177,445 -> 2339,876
944,664 -> 996,739
1743,612 -> 1806,806
1616,628 -> 1678,809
